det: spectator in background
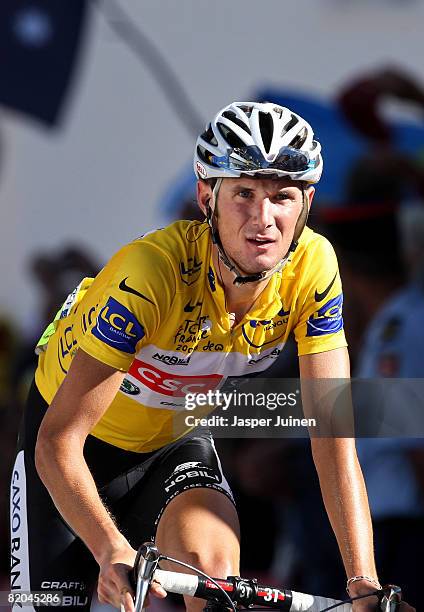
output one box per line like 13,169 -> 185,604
354,204 -> 424,608
337,65 -> 424,146
0,316 -> 18,410
318,201 -> 404,367
31,245 -> 100,332
14,245 -> 101,391
319,66 -> 424,364
357,205 -> 424,377
1,247 -> 101,587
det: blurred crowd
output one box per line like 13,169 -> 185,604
1,66 -> 424,608
0,246 -> 100,592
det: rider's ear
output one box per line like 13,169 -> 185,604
306,185 -> 315,211
196,180 -> 213,217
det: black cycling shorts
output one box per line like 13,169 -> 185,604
9,381 -> 234,610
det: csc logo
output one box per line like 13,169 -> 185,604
129,359 -> 222,396
92,297 -> 145,353
307,294 -> 344,337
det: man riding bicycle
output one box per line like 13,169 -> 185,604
10,102 -> 414,611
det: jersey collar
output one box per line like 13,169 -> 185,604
208,251 -> 285,322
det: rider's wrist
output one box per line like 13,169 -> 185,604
346,575 -> 381,596
93,533 -> 130,566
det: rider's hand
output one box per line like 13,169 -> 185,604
351,593 -> 381,611
349,581 -> 416,612
97,542 -> 166,610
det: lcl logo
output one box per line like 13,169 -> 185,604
92,296 -> 145,353
100,306 -> 138,337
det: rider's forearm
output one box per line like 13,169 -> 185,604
311,437 -> 378,583
35,434 -> 127,564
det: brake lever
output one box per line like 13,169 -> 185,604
379,585 -> 402,612
133,542 -> 161,612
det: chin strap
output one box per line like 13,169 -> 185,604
206,179 -> 310,287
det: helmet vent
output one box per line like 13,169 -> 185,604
222,111 -> 251,134
217,122 -> 247,148
258,111 -> 274,154
201,123 -> 218,147
289,127 -> 307,149
197,144 -> 213,165
283,114 -> 298,136
238,105 -> 253,117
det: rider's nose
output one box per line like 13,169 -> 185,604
251,198 -> 272,229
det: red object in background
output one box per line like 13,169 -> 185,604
378,353 -> 400,377
0,0 -> 90,127
338,76 -> 391,143
338,67 -> 424,144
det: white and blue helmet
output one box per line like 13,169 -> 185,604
194,101 -> 323,184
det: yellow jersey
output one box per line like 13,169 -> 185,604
35,220 -> 347,452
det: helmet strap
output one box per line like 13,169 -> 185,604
286,184 -> 310,254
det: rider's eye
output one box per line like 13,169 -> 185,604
238,190 -> 252,198
276,192 -> 291,201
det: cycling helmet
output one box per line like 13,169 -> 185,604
193,101 -> 323,285
194,101 -> 323,183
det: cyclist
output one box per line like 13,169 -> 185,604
10,102 -> 414,612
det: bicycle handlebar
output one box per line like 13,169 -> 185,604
132,543 -> 401,612
152,568 -> 352,611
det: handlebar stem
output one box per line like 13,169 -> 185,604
133,543 -> 161,612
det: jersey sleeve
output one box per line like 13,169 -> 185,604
78,238 -> 176,371
294,236 -> 347,356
